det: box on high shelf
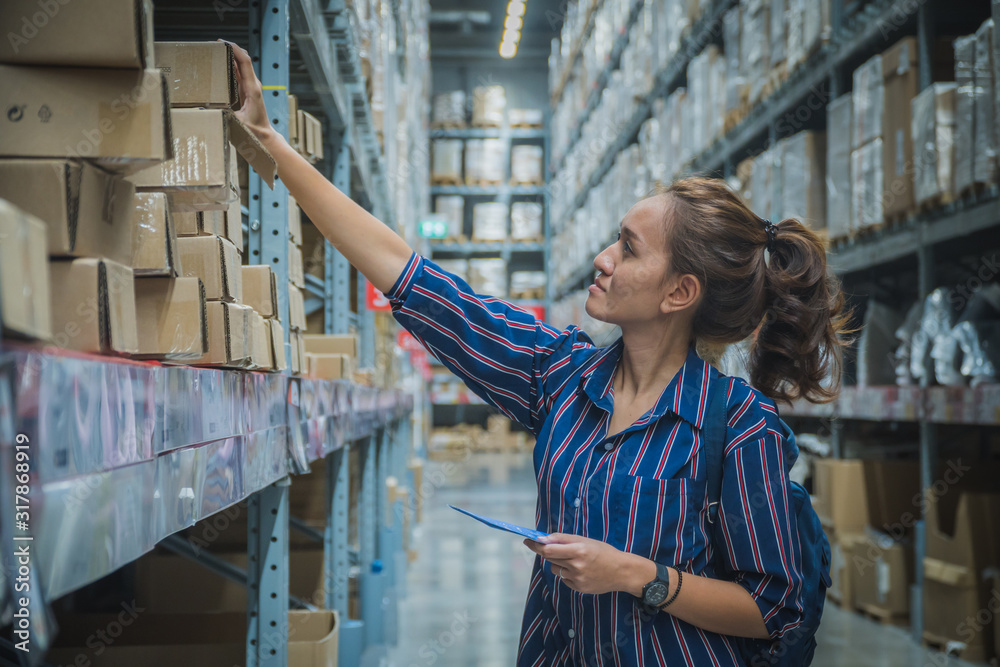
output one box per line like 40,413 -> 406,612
0,199 -> 52,341
154,41 -> 239,109
173,200 -> 243,254
131,193 -> 181,277
912,83 -> 957,208
0,66 -> 171,173
190,301 -> 253,368
133,276 -> 207,361
241,266 -> 279,320
0,0 -> 154,68
0,159 -> 135,265
176,235 -> 242,302
779,130 -> 825,231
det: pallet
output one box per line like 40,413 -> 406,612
510,179 -> 545,187
756,62 -> 790,104
510,122 -> 544,129
723,105 -> 749,134
431,175 -> 463,186
471,120 -> 502,129
511,236 -> 545,245
510,288 -> 545,300
853,603 -> 908,628
465,179 -> 504,187
916,191 -> 956,214
470,236 -> 508,244
430,120 -> 467,129
921,630 -> 992,663
884,207 -> 917,227
434,234 -> 468,244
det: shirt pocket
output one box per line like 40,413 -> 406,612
614,475 -> 696,564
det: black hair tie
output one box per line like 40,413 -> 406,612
762,218 -> 778,253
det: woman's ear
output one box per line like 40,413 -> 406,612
660,273 -> 701,315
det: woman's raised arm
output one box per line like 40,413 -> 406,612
228,41 -> 413,294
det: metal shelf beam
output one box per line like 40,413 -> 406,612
429,128 -> 546,140
430,185 -> 547,197
429,241 -> 546,254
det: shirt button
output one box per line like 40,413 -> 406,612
604,442 -> 614,451
568,629 -> 576,638
573,497 -> 581,508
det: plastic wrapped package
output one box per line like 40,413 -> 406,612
511,202 -> 543,241
954,321 -> 1000,384
857,301 -> 903,386
910,287 -> 958,383
931,328 -> 965,386
431,139 -> 462,183
912,83 -> 957,205
510,271 -> 546,296
751,148 -> 774,220
472,85 -> 506,127
471,202 -> 508,241
851,138 -> 884,229
769,0 -> 786,69
893,300 -> 924,385
785,0 -> 803,70
465,139 -> 505,184
801,0 -> 830,63
781,131 -> 826,230
723,7 -> 746,116
511,145 -> 544,184
826,94 -> 853,239
433,259 -> 469,283
509,108 -> 544,127
687,48 -> 718,155
467,258 -> 507,296
954,34 -> 976,194
974,20 -> 997,185
433,195 -> 464,238
852,54 -> 883,149
431,91 -> 466,127
741,0 -> 770,103
709,49 -> 727,144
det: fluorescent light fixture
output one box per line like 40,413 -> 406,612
499,41 -> 517,58
508,1 -> 525,18
500,0 -> 525,58
505,15 -> 522,31
502,28 -> 519,45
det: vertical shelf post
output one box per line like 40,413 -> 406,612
324,446 -> 350,617
247,479 -> 291,667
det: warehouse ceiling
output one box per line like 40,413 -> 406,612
429,0 -> 564,58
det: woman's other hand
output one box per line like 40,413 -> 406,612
223,40 -> 274,143
524,533 -> 637,596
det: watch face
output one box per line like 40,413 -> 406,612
644,582 -> 669,606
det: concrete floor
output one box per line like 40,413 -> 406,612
385,451 -> 984,667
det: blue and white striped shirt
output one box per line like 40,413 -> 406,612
387,252 -> 805,666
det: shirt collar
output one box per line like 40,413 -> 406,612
579,337 -> 716,430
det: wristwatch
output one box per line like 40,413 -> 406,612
640,562 -> 671,611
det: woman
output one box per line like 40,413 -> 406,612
231,45 -> 848,666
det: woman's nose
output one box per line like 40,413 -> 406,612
594,252 -> 613,276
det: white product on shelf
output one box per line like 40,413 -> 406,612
467,258 -> 507,296
464,139 -> 505,184
910,287 -> 957,383
852,54 -> 884,149
911,83 -> 957,206
741,0 -> 770,103
510,271 -> 546,296
769,0 -> 787,68
851,138 -> 884,230
432,90 -> 466,127
954,34 -> 976,194
433,195 -> 464,238
509,108 -> 544,127
433,259 -> 469,283
471,202 -> 508,241
511,145 -> 544,184
431,139 -> 463,182
751,147 -> 774,220
472,85 -> 506,127
826,93 -> 853,239
511,202 -> 543,240
974,20 -> 997,185
781,130 -> 826,231
723,7 -> 746,116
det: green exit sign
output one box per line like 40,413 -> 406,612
419,218 -> 449,239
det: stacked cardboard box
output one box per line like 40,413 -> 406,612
955,20 -> 999,196
303,334 -> 358,381
912,83 -> 958,207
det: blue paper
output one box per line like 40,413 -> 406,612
449,505 -> 549,542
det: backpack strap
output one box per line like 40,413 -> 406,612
703,374 -> 729,526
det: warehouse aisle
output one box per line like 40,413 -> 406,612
389,452 -> 981,667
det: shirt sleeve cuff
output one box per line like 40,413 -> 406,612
385,252 -> 423,312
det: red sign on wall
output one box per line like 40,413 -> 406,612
365,280 -> 391,311
397,329 -> 423,352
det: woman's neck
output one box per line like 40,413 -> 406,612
616,324 -> 692,400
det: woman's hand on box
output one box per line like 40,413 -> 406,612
224,40 -> 274,143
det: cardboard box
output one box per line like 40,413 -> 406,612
191,301 -> 251,367
862,460 -> 920,535
288,94 -> 300,150
241,266 -> 279,319
249,310 -> 271,370
130,109 -> 275,206
0,67 -> 171,172
48,258 -> 138,354
49,609 -> 337,667
851,138 -> 884,229
173,210 -> 224,237
850,533 -> 913,618
813,459 -> 869,535
303,334 -> 358,357
268,319 -> 288,372
827,529 -> 866,610
306,352 -> 353,380
925,488 -> 1000,572
289,196 -> 303,246
154,41 -> 238,109
0,199 -> 51,340
0,0 -> 154,68
289,241 -> 305,288
0,159 -> 135,264
131,193 -> 180,276
289,329 -> 302,374
912,83 -> 957,205
881,37 -> 920,219
852,54 -> 883,150
133,276 -> 207,360
923,557 -> 997,663
288,285 -> 306,330
177,235 -> 241,302
781,130 -> 826,230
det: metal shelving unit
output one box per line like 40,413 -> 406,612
429,127 -> 546,140
0,1 -> 419,665
431,184 -> 547,196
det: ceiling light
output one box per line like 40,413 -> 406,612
508,1 -> 525,18
502,29 -> 520,45
505,15 -> 522,31
499,41 -> 517,58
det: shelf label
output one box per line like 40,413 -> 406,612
365,280 -> 391,311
